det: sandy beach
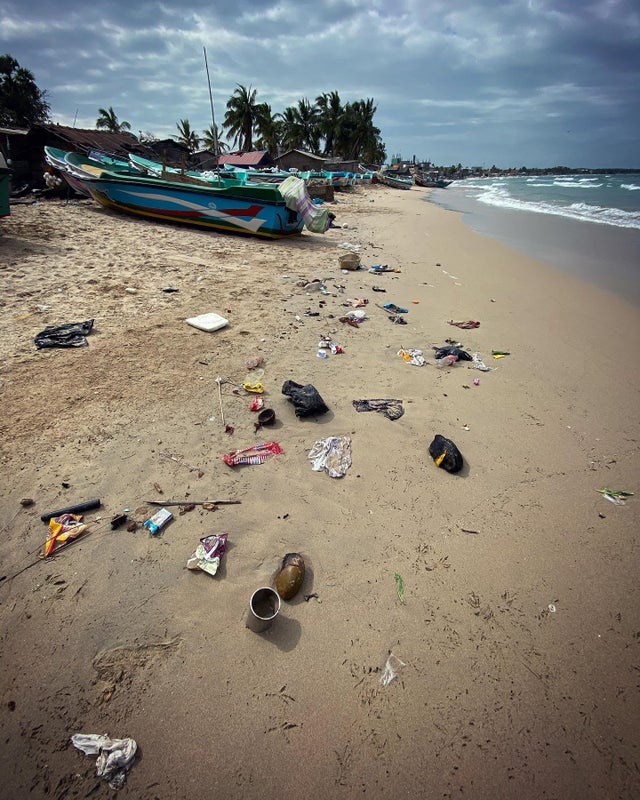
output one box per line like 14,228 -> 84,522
1,185 -> 638,799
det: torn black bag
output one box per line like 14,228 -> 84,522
34,320 -> 94,349
282,380 -> 329,418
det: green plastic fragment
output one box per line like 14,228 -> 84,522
393,572 -> 406,604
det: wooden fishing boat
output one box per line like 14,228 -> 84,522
375,171 -> 413,190
42,147 -> 329,238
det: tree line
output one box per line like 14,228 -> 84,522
1,54 -> 385,164
98,84 -> 386,164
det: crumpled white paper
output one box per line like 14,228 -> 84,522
71,733 -> 137,789
308,436 -> 352,478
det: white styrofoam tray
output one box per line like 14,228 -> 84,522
185,312 -> 229,332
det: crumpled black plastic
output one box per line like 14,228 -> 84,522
282,380 -> 329,418
352,398 -> 404,420
34,320 -> 94,349
429,434 -> 464,474
433,345 -> 472,361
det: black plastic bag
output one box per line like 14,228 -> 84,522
429,434 -> 464,473
282,380 -> 329,418
34,320 -> 94,349
433,345 -> 472,362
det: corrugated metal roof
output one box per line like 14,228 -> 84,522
219,150 -> 270,166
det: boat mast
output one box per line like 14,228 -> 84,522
203,46 -> 219,167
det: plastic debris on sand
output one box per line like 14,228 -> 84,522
186,533 -> 228,576
71,733 -> 137,790
308,436 -> 352,478
380,653 -> 406,687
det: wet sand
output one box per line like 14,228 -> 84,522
0,186 -> 638,799
431,184 -> 640,307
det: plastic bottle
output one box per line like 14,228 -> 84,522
435,354 -> 458,367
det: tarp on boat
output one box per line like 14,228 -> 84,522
278,176 -> 331,233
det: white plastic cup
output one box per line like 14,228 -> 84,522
246,587 -> 281,632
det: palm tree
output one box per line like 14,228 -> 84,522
294,98 -> 320,153
223,84 -> 258,150
253,103 -> 280,154
201,124 -> 228,154
96,106 -> 131,133
315,91 -> 342,156
336,98 -> 382,162
277,106 -> 304,152
176,118 -> 200,153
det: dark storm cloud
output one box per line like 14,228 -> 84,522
1,0 -> 638,166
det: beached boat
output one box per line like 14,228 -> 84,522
376,171 -> 413,190
414,173 -> 452,189
0,151 -> 11,217
43,147 -> 331,238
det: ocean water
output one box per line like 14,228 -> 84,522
427,173 -> 640,306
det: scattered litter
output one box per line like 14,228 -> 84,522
429,434 -> 464,474
492,349 -> 510,358
597,488 -> 633,505
71,733 -> 137,790
344,297 -> 368,308
257,408 -> 276,428
243,369 -> 265,393
337,242 -> 361,252
42,513 -> 87,557
352,398 -> 404,420
249,396 -> 264,412
300,279 -> 324,292
223,441 -> 283,466
434,345 -> 472,361
40,498 -> 101,522
548,603 -> 557,613
372,285 -> 386,293
246,356 -> 264,370
435,354 -> 458,367
186,533 -> 228,576
282,380 -> 329,417
110,513 -> 128,530
471,352 -> 494,371
339,252 -> 361,270
185,312 -> 229,332
308,436 -> 352,478
369,264 -> 400,274
398,348 -> 425,366
388,315 -> 407,325
380,653 -> 405,687
448,320 -> 480,329
383,303 -> 408,314
275,552 -> 306,600
34,319 -> 94,349
143,507 -> 173,535
20,498 -> 34,507
162,286 -> 179,293
393,572 -> 406,604
473,378 -> 480,386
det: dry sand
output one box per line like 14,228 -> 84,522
0,185 -> 638,799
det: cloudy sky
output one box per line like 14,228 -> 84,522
2,0 -> 639,167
